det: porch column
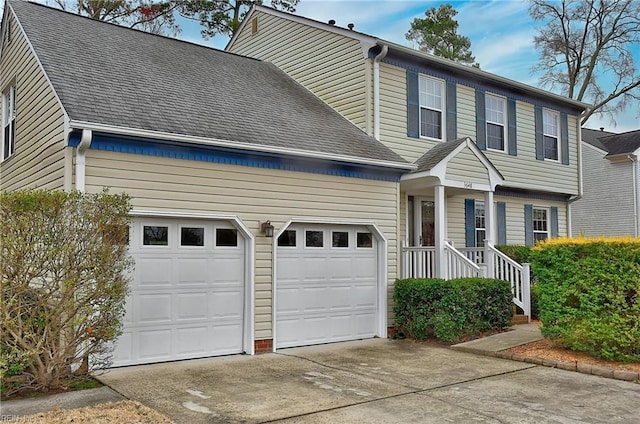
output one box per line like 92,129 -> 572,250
435,185 -> 447,278
484,190 -> 495,278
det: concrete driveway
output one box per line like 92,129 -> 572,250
98,339 -> 640,423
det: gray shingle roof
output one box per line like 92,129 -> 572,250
413,138 -> 466,172
582,128 -> 617,151
582,128 -> 640,156
9,1 -> 408,166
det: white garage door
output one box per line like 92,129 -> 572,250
276,224 -> 378,349
112,218 -> 245,366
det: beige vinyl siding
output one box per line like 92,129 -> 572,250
0,11 -> 66,191
447,193 -> 567,247
230,11 -> 367,130
378,62 -> 439,162
456,85 -> 475,138
445,147 -> 490,184
572,144 -> 636,236
84,150 -> 399,338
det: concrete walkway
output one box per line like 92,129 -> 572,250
451,323 -> 543,354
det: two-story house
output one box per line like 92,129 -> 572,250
572,128 -> 640,236
2,1 -> 586,366
227,6 -> 589,300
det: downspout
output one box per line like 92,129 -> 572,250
629,154 -> 639,237
567,111 -> 585,236
373,45 -> 388,141
75,129 -> 92,192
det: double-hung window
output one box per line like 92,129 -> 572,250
475,202 -> 486,247
419,76 -> 444,140
543,109 -> 559,161
2,85 -> 15,161
533,207 -> 549,242
486,94 -> 506,151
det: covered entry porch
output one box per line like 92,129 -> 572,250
399,138 -> 531,317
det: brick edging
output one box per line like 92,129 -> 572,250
491,350 -> 639,383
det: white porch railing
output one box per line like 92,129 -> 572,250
487,244 -> 531,319
444,241 -> 481,278
400,242 -> 531,320
458,247 -> 485,265
401,245 -> 436,278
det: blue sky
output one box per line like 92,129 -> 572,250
176,0 -> 639,133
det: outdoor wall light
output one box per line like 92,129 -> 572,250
261,221 -> 274,237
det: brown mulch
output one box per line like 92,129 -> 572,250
507,337 -> 640,373
9,401 -> 174,424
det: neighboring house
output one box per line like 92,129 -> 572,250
227,9 -> 588,270
1,1 -> 586,367
572,128 -> 640,237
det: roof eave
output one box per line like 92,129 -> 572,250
68,120 -> 415,172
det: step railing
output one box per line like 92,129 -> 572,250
488,243 -> 531,320
444,241 -> 481,278
457,247 -> 485,264
401,245 -> 436,278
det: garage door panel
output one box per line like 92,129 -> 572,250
136,258 -> 173,286
138,294 -> 172,323
177,258 -> 209,284
354,285 -> 377,307
175,292 -> 208,321
327,257 -> 352,279
138,329 -> 172,360
113,218 -> 246,366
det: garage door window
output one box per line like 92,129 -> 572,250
357,232 -> 373,248
143,226 -> 168,246
216,228 -> 238,247
277,230 -> 296,247
332,231 -> 349,248
181,227 -> 204,246
305,230 -> 323,248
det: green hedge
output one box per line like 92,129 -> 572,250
531,237 -> 640,362
393,278 -> 513,343
496,245 -> 534,264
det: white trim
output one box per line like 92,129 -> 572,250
418,74 -> 445,142
75,129 -> 92,192
6,3 -> 70,125
272,217 -> 388,352
485,92 -> 507,153
373,45 -> 388,140
68,120 -> 414,171
130,209 -> 256,355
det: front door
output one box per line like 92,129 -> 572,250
421,201 -> 435,246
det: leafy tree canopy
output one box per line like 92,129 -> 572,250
406,3 -> 479,67
530,0 -> 640,124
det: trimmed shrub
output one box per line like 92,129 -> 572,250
1,189 -> 133,395
496,245 -> 534,264
394,278 -> 513,342
531,236 -> 640,362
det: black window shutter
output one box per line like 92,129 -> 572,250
534,105 -> 544,160
406,69 -> 419,138
446,80 -> 457,141
524,204 -> 534,246
550,206 -> 559,237
560,112 -> 569,165
475,89 -> 486,150
507,98 -> 517,156
497,201 -> 507,245
465,198 -> 476,247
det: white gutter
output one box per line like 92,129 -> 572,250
373,45 -> 388,141
68,120 -> 414,171
75,129 -> 92,192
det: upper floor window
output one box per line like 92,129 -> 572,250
419,75 -> 444,140
2,85 -> 16,161
533,207 -> 549,242
543,109 -> 559,161
485,94 -> 506,151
